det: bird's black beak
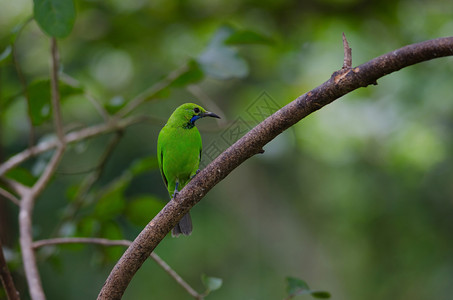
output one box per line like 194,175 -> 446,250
200,111 -> 221,119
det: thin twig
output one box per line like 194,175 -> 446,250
32,237 -> 131,248
31,145 -> 65,197
342,32 -> 352,69
32,237 -> 203,299
19,38 -> 69,300
187,85 -> 226,127
0,238 -> 20,300
0,60 -> 187,176
0,115 -> 145,176
50,38 -> 64,142
85,93 -> 110,121
19,145 -> 65,300
60,72 -> 110,121
115,63 -> 190,118
150,250 -> 202,299
0,178 -> 28,200
54,131 -> 123,235
0,187 -> 20,206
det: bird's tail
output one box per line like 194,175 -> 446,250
172,213 -> 192,237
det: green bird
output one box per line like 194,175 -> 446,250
157,103 -> 220,237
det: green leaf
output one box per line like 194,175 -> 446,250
28,79 -> 83,126
76,216 -> 99,236
170,59 -> 204,87
94,177 -> 129,220
125,195 -> 165,227
101,221 -> 123,239
28,80 -> 51,126
129,156 -> 159,176
286,277 -> 331,299
100,221 -> 125,261
33,0 -> 76,38
286,276 -> 310,296
65,184 -> 79,201
201,274 -> 223,293
225,30 -> 274,45
10,17 -> 33,44
311,291 -> 331,298
5,168 -> 37,187
0,45 -> 12,65
105,96 -> 126,114
197,26 -> 249,79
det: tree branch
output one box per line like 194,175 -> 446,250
60,72 -> 110,121
98,36 -> 453,299
0,115 -> 145,176
187,85 -> 226,127
0,187 -> 20,206
19,108 -> 66,300
115,63 -> 190,118
18,38 -> 68,300
50,38 -> 64,142
54,131 -> 123,235
0,238 -> 20,300
33,237 -> 203,299
19,191 -> 45,300
342,32 -> 352,69
0,57 -> 188,177
150,249 -> 202,299
32,237 -> 131,248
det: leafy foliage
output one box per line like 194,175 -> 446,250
198,26 -> 250,79
0,45 -> 12,65
125,195 -> 165,227
225,29 -> 274,45
33,0 -> 76,38
1,0 -> 453,299
5,168 -> 37,187
286,277 -> 331,299
201,274 -> 223,296
170,59 -> 205,88
27,79 -> 83,125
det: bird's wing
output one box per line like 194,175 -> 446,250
160,151 -> 168,188
157,132 -> 168,188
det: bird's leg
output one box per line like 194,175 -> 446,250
172,182 -> 179,199
190,169 -> 200,180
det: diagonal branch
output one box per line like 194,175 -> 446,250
97,36 -> 453,299
0,115 -> 145,176
0,57 -> 188,177
187,85 -> 226,127
115,63 -> 190,118
0,187 -> 20,206
53,131 -> 123,235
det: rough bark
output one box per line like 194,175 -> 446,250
97,37 -> 453,299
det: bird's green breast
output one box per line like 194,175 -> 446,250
158,125 -> 202,194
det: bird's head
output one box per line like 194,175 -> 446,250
168,103 -> 220,128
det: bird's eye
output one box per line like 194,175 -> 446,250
193,107 -> 200,114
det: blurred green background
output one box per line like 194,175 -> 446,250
1,0 -> 453,299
